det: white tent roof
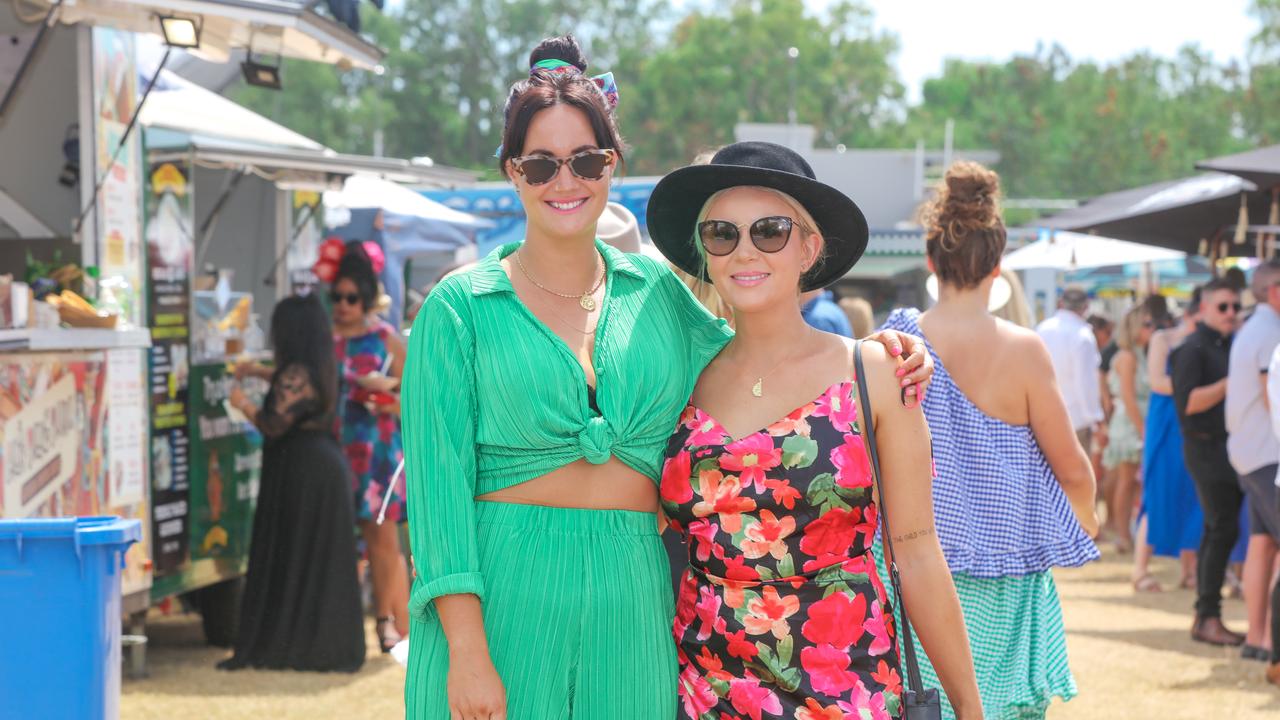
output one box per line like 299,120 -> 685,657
1003,231 -> 1186,271
140,69 -> 321,151
141,69 -> 476,186
324,175 -> 489,228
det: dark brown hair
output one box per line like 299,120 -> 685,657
497,35 -> 626,178
922,161 -> 1006,290
1202,277 -> 1239,296
334,241 -> 379,311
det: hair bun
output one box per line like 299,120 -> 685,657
921,160 -> 1007,289
937,160 -> 1001,233
529,34 -> 588,72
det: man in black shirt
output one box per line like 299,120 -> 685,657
1171,278 -> 1244,646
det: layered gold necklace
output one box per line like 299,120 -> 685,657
515,248 -> 606,311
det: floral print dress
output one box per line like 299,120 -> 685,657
334,321 -> 406,522
661,380 -> 904,720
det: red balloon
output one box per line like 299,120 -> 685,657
313,258 -> 338,283
362,241 -> 386,274
320,237 -> 346,262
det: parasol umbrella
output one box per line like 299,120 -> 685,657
1197,145 -> 1280,257
1196,144 -> 1280,191
1002,231 -> 1185,271
1038,173 -> 1274,257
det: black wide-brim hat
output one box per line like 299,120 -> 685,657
647,141 -> 868,292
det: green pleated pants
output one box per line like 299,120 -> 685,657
405,502 -> 678,719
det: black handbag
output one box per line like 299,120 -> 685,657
854,340 -> 944,720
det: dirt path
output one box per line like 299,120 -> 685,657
1051,548 -> 1277,719
121,549 -> 1280,719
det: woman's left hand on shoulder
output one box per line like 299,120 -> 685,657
862,329 -> 932,408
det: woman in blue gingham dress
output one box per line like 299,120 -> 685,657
876,161 -> 1100,719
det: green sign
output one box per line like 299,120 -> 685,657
151,363 -> 263,599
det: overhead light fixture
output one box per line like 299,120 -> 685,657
241,54 -> 283,90
158,15 -> 201,49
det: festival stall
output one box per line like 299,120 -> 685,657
135,70 -> 473,648
0,0 -> 473,673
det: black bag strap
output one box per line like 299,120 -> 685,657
853,339 -> 927,697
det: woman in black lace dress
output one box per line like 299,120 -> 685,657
221,294 -> 366,672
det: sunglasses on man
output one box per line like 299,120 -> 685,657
510,148 -> 617,185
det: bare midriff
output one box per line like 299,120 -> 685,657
475,456 -> 657,512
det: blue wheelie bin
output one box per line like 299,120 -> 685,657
0,516 -> 142,720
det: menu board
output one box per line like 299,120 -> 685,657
146,160 -> 194,573
106,348 -> 147,506
187,364 -> 261,564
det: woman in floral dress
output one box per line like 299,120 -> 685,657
649,142 -> 980,719
331,242 -> 410,652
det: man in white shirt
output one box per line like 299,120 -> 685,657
1037,288 -> 1104,450
1227,259 -> 1280,662
1264,340 -> 1280,684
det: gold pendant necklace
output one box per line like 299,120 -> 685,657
515,249 -> 605,310
740,328 -> 816,398
751,359 -> 788,398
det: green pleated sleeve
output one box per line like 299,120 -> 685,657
402,278 -> 484,621
657,263 -> 733,374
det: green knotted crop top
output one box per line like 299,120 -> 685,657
402,240 -> 732,619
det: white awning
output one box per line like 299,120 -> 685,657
149,139 -> 477,188
54,0 -> 383,69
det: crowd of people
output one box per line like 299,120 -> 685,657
198,30 -> 1280,720
1035,263 -> 1280,685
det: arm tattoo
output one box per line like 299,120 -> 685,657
892,528 -> 935,543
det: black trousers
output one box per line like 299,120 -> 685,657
1183,436 -> 1242,620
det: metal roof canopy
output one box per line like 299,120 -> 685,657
53,0 -> 384,69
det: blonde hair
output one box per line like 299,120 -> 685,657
1115,305 -> 1148,352
991,268 -> 1032,328
670,264 -> 734,326
839,296 -> 874,338
693,186 -> 825,287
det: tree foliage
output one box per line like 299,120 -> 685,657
893,44 -> 1249,199
620,0 -> 904,174
231,0 -> 1280,199
234,0 -> 662,176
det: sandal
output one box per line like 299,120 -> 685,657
1241,644 -> 1270,662
375,616 -> 402,654
1132,574 -> 1163,593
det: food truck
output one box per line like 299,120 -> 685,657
0,0 -> 473,673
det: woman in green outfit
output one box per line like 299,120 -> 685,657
400,35 -> 932,720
